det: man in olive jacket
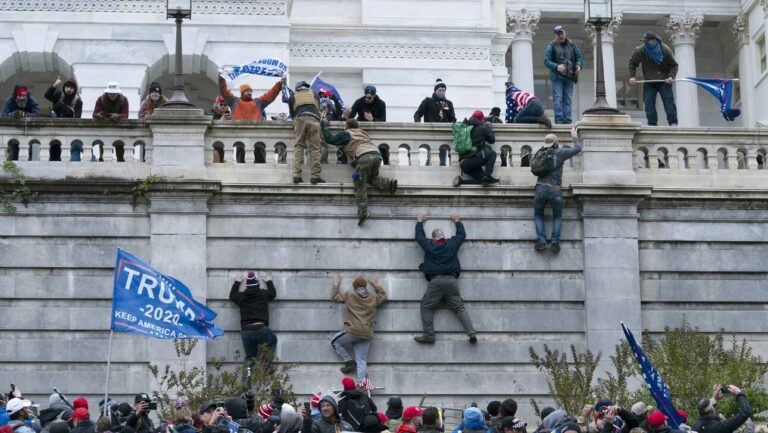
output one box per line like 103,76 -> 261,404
628,32 -> 679,126
330,275 -> 386,380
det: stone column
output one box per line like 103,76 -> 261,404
733,14 -> 754,127
586,13 -> 623,108
667,13 -> 703,127
505,9 -> 540,93
492,33 -> 514,107
146,108 -> 211,179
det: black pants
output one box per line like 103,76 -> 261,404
459,147 -> 497,184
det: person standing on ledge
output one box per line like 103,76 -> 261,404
288,80 -> 325,184
413,213 -> 477,344
544,25 -> 583,124
414,79 -> 456,123
628,32 -> 678,126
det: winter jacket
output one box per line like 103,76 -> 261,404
536,137 -> 583,187
93,94 -> 129,119
219,77 -> 282,121
416,221 -> 465,276
44,78 -> 82,118
230,280 -> 277,328
414,96 -> 456,123
39,402 -> 73,428
138,95 -> 169,118
337,390 -> 378,429
71,420 -> 96,433
8,420 -> 36,433
302,396 -> 354,433
544,39 -> 584,82
458,116 -> 495,162
2,85 -> 40,118
397,424 -> 418,433
348,96 -> 386,122
323,128 -> 380,165
331,283 -> 386,340
628,42 -> 679,80
691,394 -> 752,433
125,411 -> 155,433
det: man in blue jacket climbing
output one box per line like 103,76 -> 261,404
414,213 -> 476,344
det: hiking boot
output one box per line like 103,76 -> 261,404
469,334 -> 478,344
550,242 -> 561,254
389,179 -> 398,194
534,241 -> 548,251
538,115 -> 552,128
358,212 -> 370,226
292,176 -> 303,184
340,361 -> 356,374
452,176 -> 462,187
481,176 -> 500,186
310,177 -> 326,184
414,334 -> 435,344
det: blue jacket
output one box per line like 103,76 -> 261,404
2,86 -> 40,118
416,221 -> 465,275
544,39 -> 583,82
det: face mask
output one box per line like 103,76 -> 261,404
151,94 -> 160,102
354,286 -> 369,298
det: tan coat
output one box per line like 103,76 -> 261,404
331,284 -> 386,340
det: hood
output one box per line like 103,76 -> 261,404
63,77 -> 78,92
318,395 -> 339,418
467,117 -> 484,127
278,406 -> 303,433
224,398 -> 248,420
543,409 -> 566,431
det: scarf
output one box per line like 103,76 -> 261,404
431,92 -> 446,102
643,38 -> 664,65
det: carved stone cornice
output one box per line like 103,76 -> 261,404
585,13 -> 623,44
761,0 -> 768,16
289,44 -> 490,61
505,9 -> 540,42
666,13 -> 704,45
0,0 -> 287,15
732,14 -> 749,46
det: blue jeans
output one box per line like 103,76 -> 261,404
70,143 -> 82,161
643,82 -> 678,126
534,184 -> 563,244
514,100 -> 544,123
241,326 -> 277,361
551,78 -> 574,124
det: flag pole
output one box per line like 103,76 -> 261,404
636,78 -> 739,83
103,329 -> 114,418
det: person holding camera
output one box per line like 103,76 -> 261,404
454,110 -> 499,187
199,402 -> 234,433
692,384 -> 752,433
125,394 -> 155,433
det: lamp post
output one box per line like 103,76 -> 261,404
164,0 -> 195,107
583,0 -> 621,115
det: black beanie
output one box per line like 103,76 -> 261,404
149,81 -> 162,94
434,78 -> 446,91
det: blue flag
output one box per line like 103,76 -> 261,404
111,249 -> 223,340
310,74 -> 346,110
680,77 -> 741,121
622,323 -> 683,429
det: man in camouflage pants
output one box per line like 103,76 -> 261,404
288,80 -> 324,184
323,118 -> 398,226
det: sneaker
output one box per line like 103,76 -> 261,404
481,176 -> 500,186
292,176 -> 303,184
538,115 -> 552,128
414,334 -> 435,344
389,179 -> 398,194
534,242 -> 547,251
340,361 -> 356,374
550,243 -> 560,254
469,334 -> 478,344
310,177 -> 326,184
358,212 -> 370,226
452,176 -> 462,187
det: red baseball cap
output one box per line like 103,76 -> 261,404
402,406 -> 424,422
647,411 -> 668,429
68,407 -> 90,422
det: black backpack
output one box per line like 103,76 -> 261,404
342,397 -> 371,431
530,146 -> 556,177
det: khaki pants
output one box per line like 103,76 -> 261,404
354,153 -> 391,216
292,115 -> 322,178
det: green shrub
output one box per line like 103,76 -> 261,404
529,344 -> 601,416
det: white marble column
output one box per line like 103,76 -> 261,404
667,13 -> 703,127
505,9 -> 540,93
586,13 -> 623,108
492,33 -> 514,107
733,14 -> 754,127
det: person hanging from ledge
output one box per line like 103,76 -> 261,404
414,79 -> 456,123
532,127 -> 582,253
504,81 -> 551,127
230,272 -> 278,382
413,213 -> 477,344
138,81 -> 168,119
322,118 -> 398,226
288,80 -> 325,184
217,71 -> 283,121
453,110 -> 499,187
628,32 -> 679,126
44,76 -> 82,118
330,275 -> 386,385
2,84 -> 40,119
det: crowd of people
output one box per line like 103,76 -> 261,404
0,383 -> 753,433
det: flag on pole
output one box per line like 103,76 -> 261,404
622,322 -> 683,429
219,58 -> 288,87
310,73 -> 346,110
679,77 -> 741,121
111,249 -> 223,340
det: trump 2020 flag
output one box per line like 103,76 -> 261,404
220,58 -> 288,85
680,77 -> 741,121
111,249 -> 223,340
310,73 -> 346,110
622,322 -> 683,429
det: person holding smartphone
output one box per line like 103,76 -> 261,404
125,394 -> 155,433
